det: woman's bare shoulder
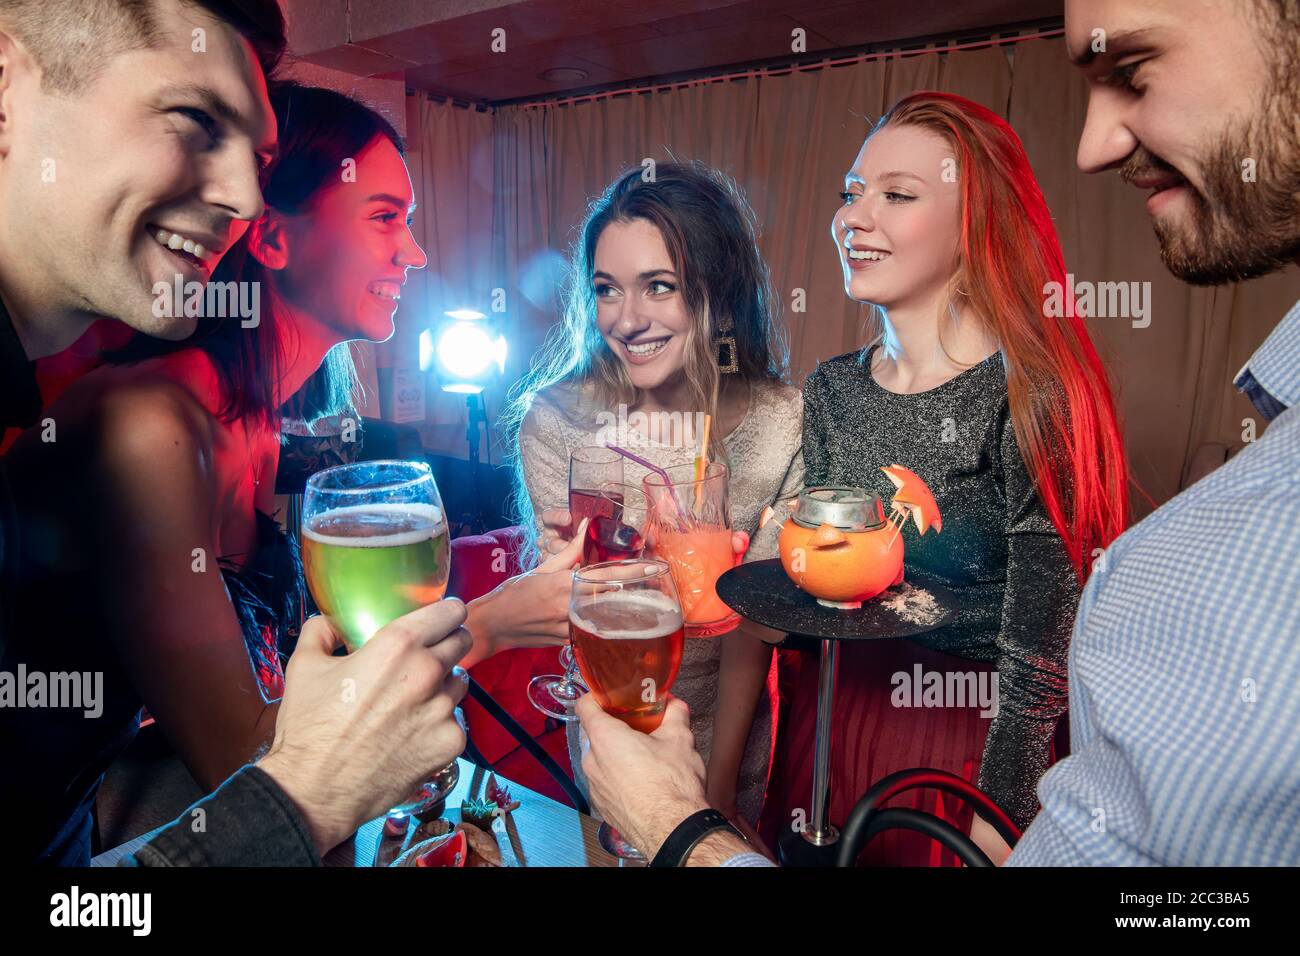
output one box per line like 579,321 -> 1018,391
3,368 -> 219,543
58,352 -> 209,420
85,350 -> 224,413
34,362 -> 219,491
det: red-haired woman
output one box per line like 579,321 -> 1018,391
760,92 -> 1129,865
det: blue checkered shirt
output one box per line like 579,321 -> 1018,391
1008,298 -> 1300,866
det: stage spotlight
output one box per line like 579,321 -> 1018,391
418,327 -> 435,372
431,309 -> 508,534
434,309 -> 507,394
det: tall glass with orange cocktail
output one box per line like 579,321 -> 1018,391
642,461 -> 740,637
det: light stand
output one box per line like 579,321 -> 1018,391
463,391 -> 492,535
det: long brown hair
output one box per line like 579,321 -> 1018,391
866,92 -> 1129,580
503,161 -> 788,538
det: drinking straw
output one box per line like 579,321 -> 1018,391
607,444 -> 690,531
693,415 -> 712,482
692,414 -> 712,510
607,443 -> 670,485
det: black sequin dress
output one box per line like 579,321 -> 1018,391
761,345 -> 1078,855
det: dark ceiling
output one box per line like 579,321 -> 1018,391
286,0 -> 1064,105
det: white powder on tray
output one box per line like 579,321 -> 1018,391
879,581 -> 943,626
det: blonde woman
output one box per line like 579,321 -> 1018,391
505,162 -> 803,837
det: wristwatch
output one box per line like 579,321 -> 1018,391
649,809 -> 745,867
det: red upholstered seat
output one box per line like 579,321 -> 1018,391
449,527 -> 574,804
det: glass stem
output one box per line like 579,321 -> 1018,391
558,642 -> 577,689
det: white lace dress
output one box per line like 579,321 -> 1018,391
518,378 -> 804,824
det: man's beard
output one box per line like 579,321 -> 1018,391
1122,75 -> 1300,286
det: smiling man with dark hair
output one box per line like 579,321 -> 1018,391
1066,0 -> 1298,285
1007,0 -> 1300,866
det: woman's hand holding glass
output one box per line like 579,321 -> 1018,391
465,522 -> 587,666
539,505 -> 576,557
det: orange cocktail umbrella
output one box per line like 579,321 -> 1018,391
880,464 -> 943,538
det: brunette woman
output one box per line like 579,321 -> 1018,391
507,162 -> 804,835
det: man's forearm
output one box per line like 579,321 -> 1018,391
124,765 -> 319,867
632,797 -> 774,867
686,829 -> 764,867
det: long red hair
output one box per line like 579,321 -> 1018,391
870,92 -> 1129,580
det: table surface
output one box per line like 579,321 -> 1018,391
717,559 -> 961,641
91,757 -> 621,868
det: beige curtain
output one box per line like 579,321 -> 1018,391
398,38 -> 1298,518
382,94 -> 497,456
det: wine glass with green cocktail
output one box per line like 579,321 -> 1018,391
301,460 -> 457,817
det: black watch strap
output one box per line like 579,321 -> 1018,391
650,809 -> 743,867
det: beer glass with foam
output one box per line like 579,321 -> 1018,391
570,558 -> 684,859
